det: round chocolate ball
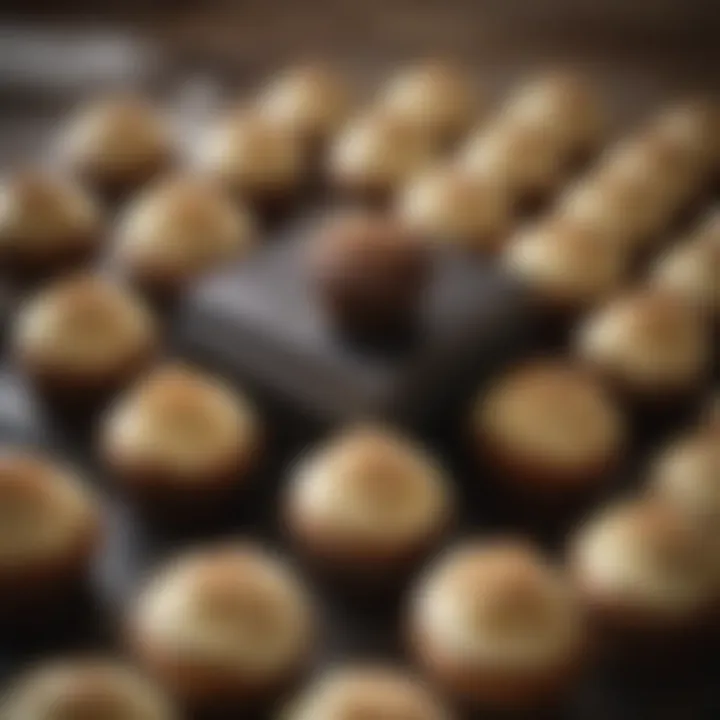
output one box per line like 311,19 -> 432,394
309,211 -> 431,341
408,539 -> 587,712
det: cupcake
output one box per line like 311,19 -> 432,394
408,540 -> 587,712
128,543 -> 316,715
377,61 -> 478,148
649,225 -> 720,320
500,70 -> 604,167
458,120 -> 566,209
557,137 -> 687,257
327,110 -> 437,204
649,426 -> 720,530
284,425 -> 454,584
396,164 -> 512,253
13,274 -> 158,403
283,665 -> 452,720
114,175 -> 255,295
309,210 -> 431,342
0,451 -> 102,618
2,659 -> 177,720
101,364 -> 261,517
57,94 -> 173,197
201,109 -> 306,211
503,216 -> 629,316
471,361 -> 624,500
648,99 -> 719,183
0,169 -> 103,278
574,289 -> 712,404
256,64 -> 351,149
569,496 -> 719,648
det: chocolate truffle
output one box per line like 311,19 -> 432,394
13,274 -> 157,402
58,95 -> 173,196
256,64 -> 351,147
114,175 -> 255,294
649,226 -> 720,320
309,211 -> 431,341
128,543 -> 316,715
471,361 -> 624,495
504,217 -> 629,314
409,540 -> 587,712
570,497 -> 719,641
649,426 -> 720,530
649,99 -> 720,182
101,364 -> 261,513
574,289 -> 712,402
377,61 -> 478,147
201,109 -> 305,208
328,111 -> 437,202
2,659 -> 176,720
0,169 -> 103,277
283,665 -> 452,720
284,425 -> 454,582
458,120 -> 566,207
500,70 -> 604,166
396,165 -> 512,253
0,451 -> 101,615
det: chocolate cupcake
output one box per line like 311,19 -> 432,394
283,665 -> 453,720
377,61 -> 478,148
256,63 -> 351,150
504,216 -> 629,317
284,425 -> 454,585
114,175 -> 255,295
2,659 -> 177,720
201,108 -> 305,211
128,543 -> 316,717
471,360 -> 625,502
500,70 -> 604,168
327,111 -> 437,204
649,223 -> 720,321
57,94 -> 173,197
0,169 -> 103,278
574,289 -> 712,405
396,164 -> 512,253
458,120 -> 566,210
408,540 -> 587,712
13,274 -> 158,404
569,496 -> 720,656
308,210 -> 431,343
101,364 -> 261,518
0,451 -> 102,620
